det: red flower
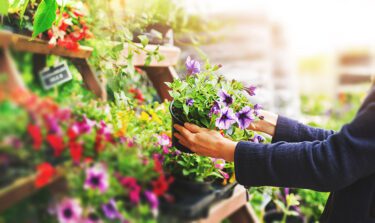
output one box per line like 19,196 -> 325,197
69,141 -> 83,163
27,124 -> 43,150
46,134 -> 65,157
152,175 -> 174,196
67,124 -> 79,141
153,154 -> 163,174
35,162 -> 56,188
129,88 -> 145,103
57,36 -> 79,50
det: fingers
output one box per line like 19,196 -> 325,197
184,123 -> 204,133
174,124 -> 194,141
174,133 -> 190,147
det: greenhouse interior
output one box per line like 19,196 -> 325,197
1,0 -> 375,222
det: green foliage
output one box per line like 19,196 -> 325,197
0,0 -> 9,15
32,0 -> 57,37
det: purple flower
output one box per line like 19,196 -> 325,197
211,158 -> 225,170
84,163 -> 109,193
144,190 -> 159,211
102,199 -> 121,220
185,56 -> 200,75
158,134 -> 171,147
186,98 -> 194,106
245,85 -> 257,96
218,169 -> 229,179
235,106 -> 254,129
253,104 -> 263,116
215,107 -> 237,130
45,115 -> 61,134
218,90 -> 233,107
252,134 -> 265,143
209,101 -> 220,117
56,198 -> 82,223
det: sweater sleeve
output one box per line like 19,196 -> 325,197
235,102 -> 375,192
271,115 -> 335,143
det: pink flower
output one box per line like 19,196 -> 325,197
56,198 -> 82,223
84,163 -> 109,193
211,158 -> 226,170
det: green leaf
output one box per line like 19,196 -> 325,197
183,103 -> 189,115
144,56 -> 152,66
0,0 -> 9,15
138,35 -> 149,48
113,43 -> 124,53
19,0 -> 30,24
32,0 -> 57,38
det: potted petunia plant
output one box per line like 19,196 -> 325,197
167,56 -> 263,152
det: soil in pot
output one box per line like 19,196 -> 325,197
169,102 -> 192,153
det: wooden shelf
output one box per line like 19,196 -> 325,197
120,43 -> 181,67
0,30 -> 12,47
0,167 -> 65,213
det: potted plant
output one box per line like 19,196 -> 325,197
167,56 -> 263,153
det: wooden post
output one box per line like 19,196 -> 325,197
142,66 -> 178,101
32,54 -> 47,86
0,47 -> 26,95
71,58 -> 107,100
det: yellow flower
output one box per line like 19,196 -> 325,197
229,172 -> 236,184
150,111 -> 162,124
140,111 -> 150,122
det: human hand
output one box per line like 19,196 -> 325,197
248,110 -> 278,137
173,123 -> 238,162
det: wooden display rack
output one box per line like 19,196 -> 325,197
0,30 -> 106,100
120,43 -> 181,101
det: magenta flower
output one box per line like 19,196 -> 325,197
236,106 -> 254,129
158,134 -> 171,153
120,177 -> 141,204
218,169 -> 229,179
245,85 -> 257,96
211,158 -> 226,170
186,98 -> 194,106
78,115 -> 96,134
44,114 -> 61,134
215,107 -> 237,130
97,120 -> 112,141
185,56 -> 200,75
102,199 -> 121,220
145,190 -> 159,213
84,163 -> 109,193
56,198 -> 82,223
209,101 -> 220,117
218,90 -> 233,107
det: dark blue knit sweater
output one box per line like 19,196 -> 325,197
234,86 -> 375,222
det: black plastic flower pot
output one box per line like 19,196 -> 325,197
169,101 -> 192,153
170,177 -> 215,195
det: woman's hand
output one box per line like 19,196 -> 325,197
248,110 -> 278,137
173,123 -> 238,162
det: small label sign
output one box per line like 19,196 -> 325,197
39,62 -> 72,90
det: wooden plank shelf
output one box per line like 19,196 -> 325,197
0,30 -> 93,59
0,30 -> 12,47
120,43 -> 181,67
0,166 -> 65,213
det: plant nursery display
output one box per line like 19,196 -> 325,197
1,0 -> 363,222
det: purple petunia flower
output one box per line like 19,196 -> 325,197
236,106 -> 254,130
84,163 -> 109,193
215,107 -> 237,130
186,98 -> 194,106
209,101 -> 220,117
211,158 -> 226,170
245,85 -> 257,96
102,199 -> 121,220
145,190 -> 159,211
218,90 -> 233,107
44,115 -> 62,134
56,198 -> 82,223
253,104 -> 263,116
185,56 -> 201,75
252,134 -> 265,143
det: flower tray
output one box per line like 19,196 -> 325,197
160,182 -> 237,220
